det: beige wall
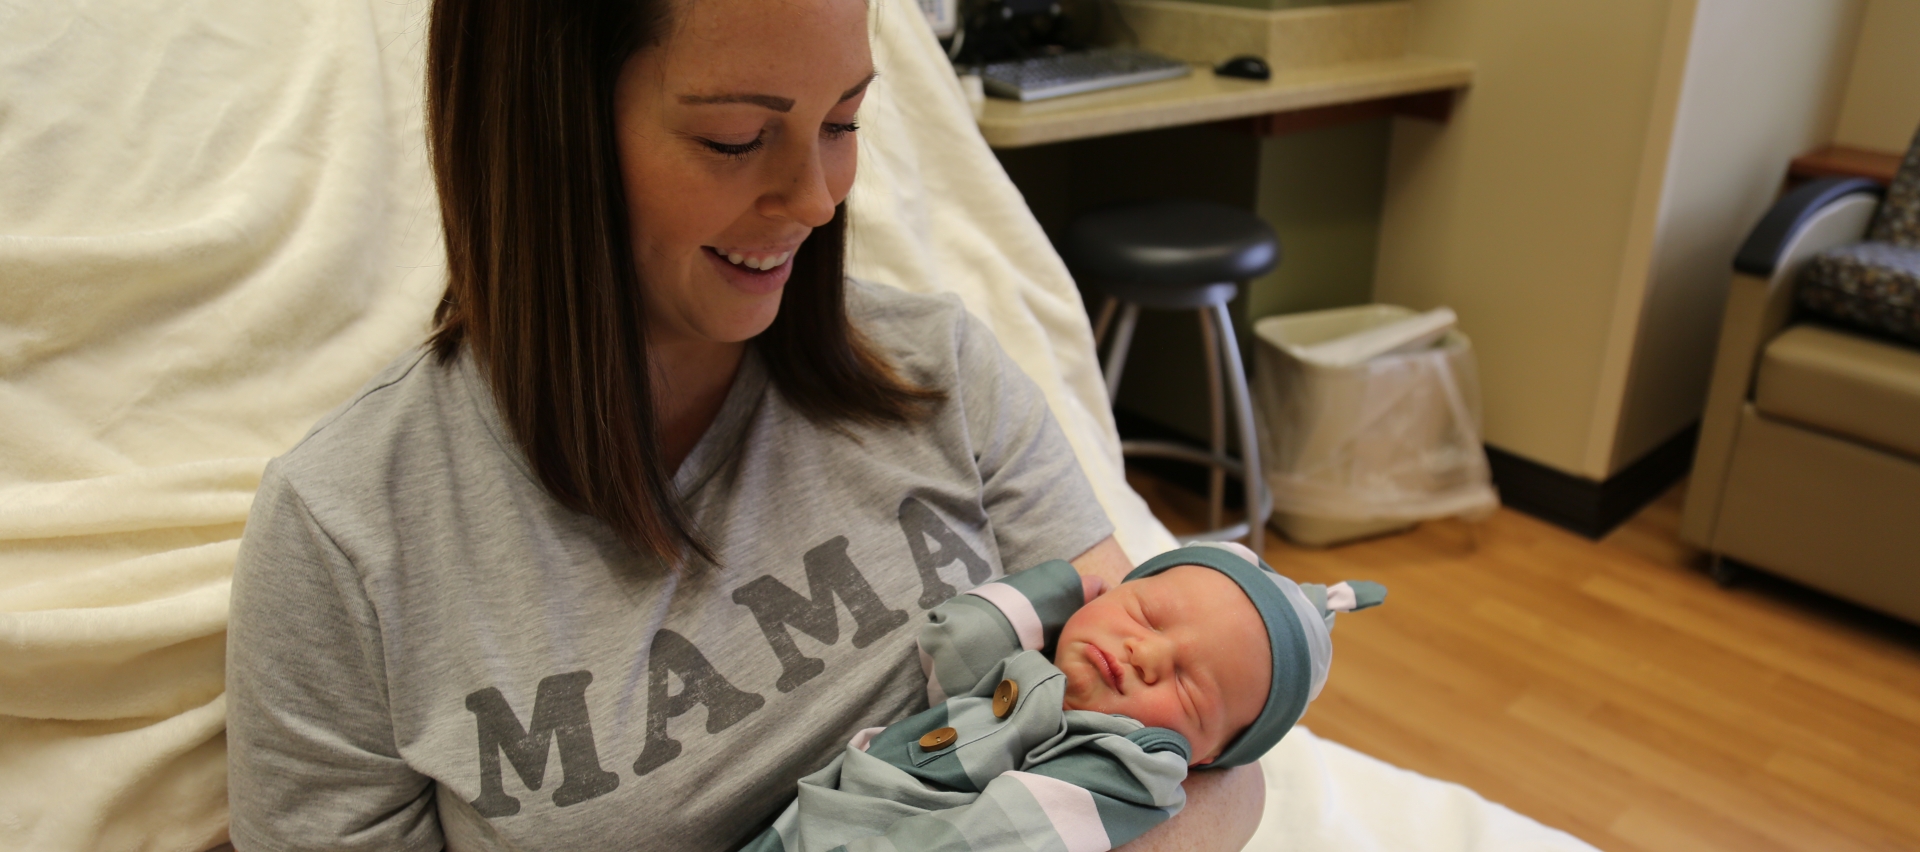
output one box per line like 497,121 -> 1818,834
1372,0 -> 1682,478
1604,0 -> 1861,472
1374,0 -> 1863,480
1833,0 -> 1920,153
1248,119 -> 1391,321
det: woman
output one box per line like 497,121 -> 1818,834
224,0 -> 1262,848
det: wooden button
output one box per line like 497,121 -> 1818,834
919,726 -> 957,751
992,679 -> 1019,718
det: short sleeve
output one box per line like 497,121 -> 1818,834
951,311 -> 1114,574
226,464 -> 441,852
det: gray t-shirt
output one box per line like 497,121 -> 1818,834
226,280 -> 1114,852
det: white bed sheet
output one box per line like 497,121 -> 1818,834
0,0 -> 1595,850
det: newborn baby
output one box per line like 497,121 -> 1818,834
740,542 -> 1384,852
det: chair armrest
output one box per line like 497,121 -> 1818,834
1733,177 -> 1883,276
1681,186 -> 1882,550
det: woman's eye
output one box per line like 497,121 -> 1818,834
699,135 -> 765,159
823,120 -> 860,139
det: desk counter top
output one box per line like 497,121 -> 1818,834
976,55 -> 1473,149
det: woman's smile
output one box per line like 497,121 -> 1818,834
710,245 -> 795,271
703,244 -> 797,295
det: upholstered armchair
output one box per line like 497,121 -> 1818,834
1682,130 -> 1920,625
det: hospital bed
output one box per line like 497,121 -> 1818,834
0,0 -> 1597,849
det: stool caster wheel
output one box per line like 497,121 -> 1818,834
1707,555 -> 1741,588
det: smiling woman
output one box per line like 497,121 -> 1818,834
221,0 -> 1245,849
611,0 -> 867,358
424,0 -> 935,562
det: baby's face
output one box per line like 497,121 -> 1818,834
1054,565 -> 1272,765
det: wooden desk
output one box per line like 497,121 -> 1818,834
1787,144 -> 1902,186
977,56 -> 1473,149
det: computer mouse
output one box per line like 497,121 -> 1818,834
1214,55 -> 1271,81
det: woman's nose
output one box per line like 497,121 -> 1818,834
758,140 -> 837,228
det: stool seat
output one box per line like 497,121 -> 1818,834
1063,201 -> 1281,302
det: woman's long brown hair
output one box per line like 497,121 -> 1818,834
425,0 -> 941,563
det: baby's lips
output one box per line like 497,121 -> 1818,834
1089,643 -> 1124,693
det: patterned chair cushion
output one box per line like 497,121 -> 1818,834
1798,241 -> 1920,346
1869,125 -> 1920,246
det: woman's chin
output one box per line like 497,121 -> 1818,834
683,292 -> 786,345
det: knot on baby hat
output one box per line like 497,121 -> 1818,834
1124,542 -> 1385,768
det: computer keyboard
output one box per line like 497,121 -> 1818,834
978,48 -> 1192,102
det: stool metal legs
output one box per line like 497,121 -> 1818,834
1199,307 -> 1227,532
1094,293 -> 1271,552
1209,300 -> 1270,553
1093,297 -> 1141,400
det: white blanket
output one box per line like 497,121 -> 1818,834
0,1 -> 1594,851
1260,728 -> 1594,852
845,0 -> 1169,566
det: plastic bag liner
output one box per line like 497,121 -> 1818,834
1254,305 -> 1498,538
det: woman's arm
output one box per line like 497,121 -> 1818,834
228,468 -> 440,851
1123,762 -> 1266,852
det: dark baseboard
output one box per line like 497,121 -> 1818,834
1486,423 -> 1699,540
1121,407 -> 1698,541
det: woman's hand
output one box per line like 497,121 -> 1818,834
1080,573 -> 1108,604
1069,535 -> 1133,589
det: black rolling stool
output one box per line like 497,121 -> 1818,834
1063,200 -> 1279,551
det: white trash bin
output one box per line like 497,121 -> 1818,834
1253,305 -> 1498,547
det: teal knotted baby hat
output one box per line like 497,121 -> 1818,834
1123,542 -> 1384,768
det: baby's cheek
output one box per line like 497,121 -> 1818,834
1129,696 -> 1202,745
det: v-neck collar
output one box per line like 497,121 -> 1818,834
670,345 -> 766,501
453,345 -> 767,504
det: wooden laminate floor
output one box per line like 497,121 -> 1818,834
1130,473 -> 1920,852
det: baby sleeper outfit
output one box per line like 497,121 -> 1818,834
743,544 -> 1385,852
741,559 -> 1189,852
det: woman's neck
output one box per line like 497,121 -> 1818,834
650,338 -> 747,475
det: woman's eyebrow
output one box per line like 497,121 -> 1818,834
840,71 -> 878,102
677,92 -> 795,112
676,72 -> 877,113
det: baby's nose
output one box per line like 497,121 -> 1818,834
1128,636 -> 1173,682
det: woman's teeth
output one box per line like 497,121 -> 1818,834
722,250 -> 791,271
